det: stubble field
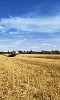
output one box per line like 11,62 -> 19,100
0,54 -> 60,100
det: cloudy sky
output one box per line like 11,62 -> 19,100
0,0 -> 60,51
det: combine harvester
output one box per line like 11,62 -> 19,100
8,50 -> 19,57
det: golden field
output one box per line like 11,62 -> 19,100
0,54 -> 60,100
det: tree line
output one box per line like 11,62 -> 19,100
0,50 -> 60,54
18,50 -> 60,54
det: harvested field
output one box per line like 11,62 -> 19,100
0,54 -> 60,100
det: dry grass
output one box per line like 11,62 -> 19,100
0,54 -> 60,100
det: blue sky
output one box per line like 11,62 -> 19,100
0,0 -> 60,51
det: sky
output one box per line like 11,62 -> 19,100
0,0 -> 60,51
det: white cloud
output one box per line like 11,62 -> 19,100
12,39 -> 27,45
0,25 -> 5,33
41,43 -> 50,46
0,15 -> 60,34
0,39 -> 27,51
8,32 -> 18,34
0,26 -> 4,30
31,46 -> 39,49
54,45 -> 57,48
0,15 -> 60,51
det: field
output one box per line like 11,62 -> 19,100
0,54 -> 60,100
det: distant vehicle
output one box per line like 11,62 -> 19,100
8,50 -> 19,57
